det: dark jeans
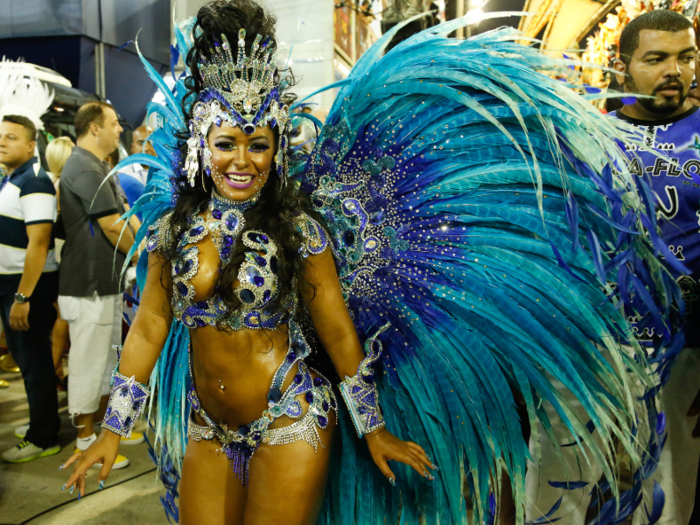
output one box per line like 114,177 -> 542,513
0,272 -> 60,448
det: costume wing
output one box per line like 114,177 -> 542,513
301,20 -> 683,525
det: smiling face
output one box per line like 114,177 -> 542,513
208,119 -> 276,201
615,28 -> 697,118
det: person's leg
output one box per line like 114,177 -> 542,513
51,301 -> 69,379
244,418 -> 336,525
1,275 -> 60,449
62,294 -> 118,441
180,438 -> 249,525
633,347 -> 700,525
525,378 -> 605,524
22,273 -> 60,448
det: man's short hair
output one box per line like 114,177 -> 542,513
619,10 -> 693,65
74,101 -> 115,139
2,115 -> 37,141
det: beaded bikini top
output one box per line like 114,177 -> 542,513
145,193 -> 329,331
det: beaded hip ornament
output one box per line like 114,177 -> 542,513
185,29 -> 291,188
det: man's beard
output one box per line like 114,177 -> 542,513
626,74 -> 688,115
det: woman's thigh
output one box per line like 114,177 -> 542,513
244,418 -> 336,525
180,438 -> 248,525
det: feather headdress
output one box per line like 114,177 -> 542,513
0,58 -> 54,131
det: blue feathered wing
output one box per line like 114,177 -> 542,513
297,19 -> 683,525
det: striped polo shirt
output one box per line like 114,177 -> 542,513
0,157 -> 58,294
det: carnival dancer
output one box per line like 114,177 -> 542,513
62,2 -> 682,524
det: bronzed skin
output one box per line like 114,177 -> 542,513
63,121 -> 435,525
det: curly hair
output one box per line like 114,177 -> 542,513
162,0 -> 324,328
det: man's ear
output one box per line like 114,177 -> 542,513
613,59 -> 627,90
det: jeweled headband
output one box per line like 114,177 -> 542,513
185,28 -> 291,188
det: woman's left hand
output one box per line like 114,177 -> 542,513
365,426 -> 437,485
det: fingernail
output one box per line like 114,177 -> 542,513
388,477 -> 396,487
58,464 -> 65,470
78,493 -> 81,501
427,474 -> 435,481
69,486 -> 74,495
431,463 -> 439,471
61,483 -> 66,491
98,480 -> 105,490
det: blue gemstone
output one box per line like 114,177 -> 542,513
189,225 -> 204,237
262,290 -> 272,302
225,216 -> 238,231
292,342 -> 304,356
215,115 -> 222,127
240,289 -> 255,303
223,235 -> 234,246
175,264 -> 181,275
267,387 -> 283,404
370,210 -> 385,225
195,301 -> 208,309
212,209 -> 222,219
125,417 -> 132,427
253,276 -> 265,287
362,373 -> 374,384
317,415 -> 328,427
176,282 -> 188,296
238,424 -> 250,436
313,377 -> 324,387
255,256 -> 267,267
287,353 -> 296,363
343,230 -> 355,246
358,406 -> 367,415
221,247 -> 231,259
305,392 -> 314,403
248,232 -> 269,244
322,401 -> 329,411
270,257 -> 278,274
252,431 -> 262,442
246,266 -> 262,284
293,374 -> 302,384
183,260 -> 192,273
195,317 -> 206,327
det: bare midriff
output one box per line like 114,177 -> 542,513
184,233 -> 312,431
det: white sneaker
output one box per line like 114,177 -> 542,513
14,424 -> 29,439
2,441 -> 61,463
73,447 -> 130,470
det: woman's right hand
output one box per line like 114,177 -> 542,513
60,430 -> 121,497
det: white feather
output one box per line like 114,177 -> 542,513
0,58 -> 54,131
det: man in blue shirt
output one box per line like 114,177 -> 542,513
610,11 -> 700,524
0,115 -> 60,463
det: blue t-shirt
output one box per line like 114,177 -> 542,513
613,106 -> 700,347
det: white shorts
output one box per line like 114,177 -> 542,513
58,293 -> 122,416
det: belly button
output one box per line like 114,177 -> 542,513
218,379 -> 225,391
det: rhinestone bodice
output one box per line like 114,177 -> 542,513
146,196 -> 330,331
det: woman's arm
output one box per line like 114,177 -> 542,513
302,248 -> 436,483
62,250 -> 174,494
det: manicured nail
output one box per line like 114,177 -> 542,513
98,480 -> 105,490
78,493 -> 81,501
61,483 -> 66,491
58,464 -> 65,470
388,477 -> 396,487
69,486 -> 74,495
431,463 -> 439,471
427,474 -> 435,481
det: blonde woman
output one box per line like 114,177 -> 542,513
45,137 -> 73,387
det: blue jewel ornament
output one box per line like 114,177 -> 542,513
240,289 -> 255,303
212,209 -> 222,219
267,387 -> 282,404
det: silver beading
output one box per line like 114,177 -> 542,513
185,28 -> 291,188
102,368 -> 150,438
339,324 -> 390,438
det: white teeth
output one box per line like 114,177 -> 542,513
227,174 -> 253,183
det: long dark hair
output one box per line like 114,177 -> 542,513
163,0 -> 322,325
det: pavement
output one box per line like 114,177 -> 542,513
0,368 -> 169,525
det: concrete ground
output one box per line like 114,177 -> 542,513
0,368 -> 169,525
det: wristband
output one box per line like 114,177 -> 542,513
339,324 -> 389,438
102,369 -> 150,438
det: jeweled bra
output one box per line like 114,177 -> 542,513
146,193 -> 329,331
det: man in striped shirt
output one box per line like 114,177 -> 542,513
0,114 -> 61,463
